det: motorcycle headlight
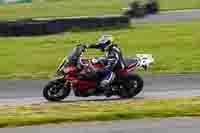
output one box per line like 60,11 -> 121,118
63,68 -> 70,73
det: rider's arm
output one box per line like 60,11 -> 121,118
86,44 -> 100,49
104,45 -> 122,71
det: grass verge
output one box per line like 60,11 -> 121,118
0,21 -> 200,79
1,96 -> 200,127
0,0 -> 199,20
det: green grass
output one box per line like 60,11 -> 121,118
0,0 -> 199,20
1,20 -> 200,79
1,96 -> 200,127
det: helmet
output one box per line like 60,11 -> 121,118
97,35 -> 114,51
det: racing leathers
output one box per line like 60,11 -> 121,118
87,44 -> 126,95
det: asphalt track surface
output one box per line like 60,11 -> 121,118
132,9 -> 200,23
2,117 -> 200,133
0,74 -> 200,106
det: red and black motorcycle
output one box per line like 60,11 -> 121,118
43,45 -> 154,101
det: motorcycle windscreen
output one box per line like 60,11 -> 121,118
68,46 -> 83,66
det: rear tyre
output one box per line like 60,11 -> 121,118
119,74 -> 143,98
43,79 -> 71,102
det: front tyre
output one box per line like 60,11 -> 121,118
119,74 -> 144,98
43,79 -> 71,102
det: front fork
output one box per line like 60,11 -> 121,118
52,75 -> 71,89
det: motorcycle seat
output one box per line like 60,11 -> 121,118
124,58 -> 138,67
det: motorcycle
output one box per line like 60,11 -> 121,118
43,45 -> 154,101
123,0 -> 159,18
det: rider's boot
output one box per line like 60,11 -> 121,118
103,85 -> 113,97
96,82 -> 112,97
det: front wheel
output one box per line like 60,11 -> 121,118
119,74 -> 144,98
43,79 -> 71,102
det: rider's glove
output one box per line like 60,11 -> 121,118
85,44 -> 90,48
81,44 -> 90,50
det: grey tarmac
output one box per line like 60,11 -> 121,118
0,74 -> 200,105
132,9 -> 200,23
1,117 -> 200,133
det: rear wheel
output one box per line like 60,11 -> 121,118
119,74 -> 143,98
43,79 -> 71,102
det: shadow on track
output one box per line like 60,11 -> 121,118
43,96 -> 145,104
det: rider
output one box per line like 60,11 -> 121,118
86,35 -> 126,96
